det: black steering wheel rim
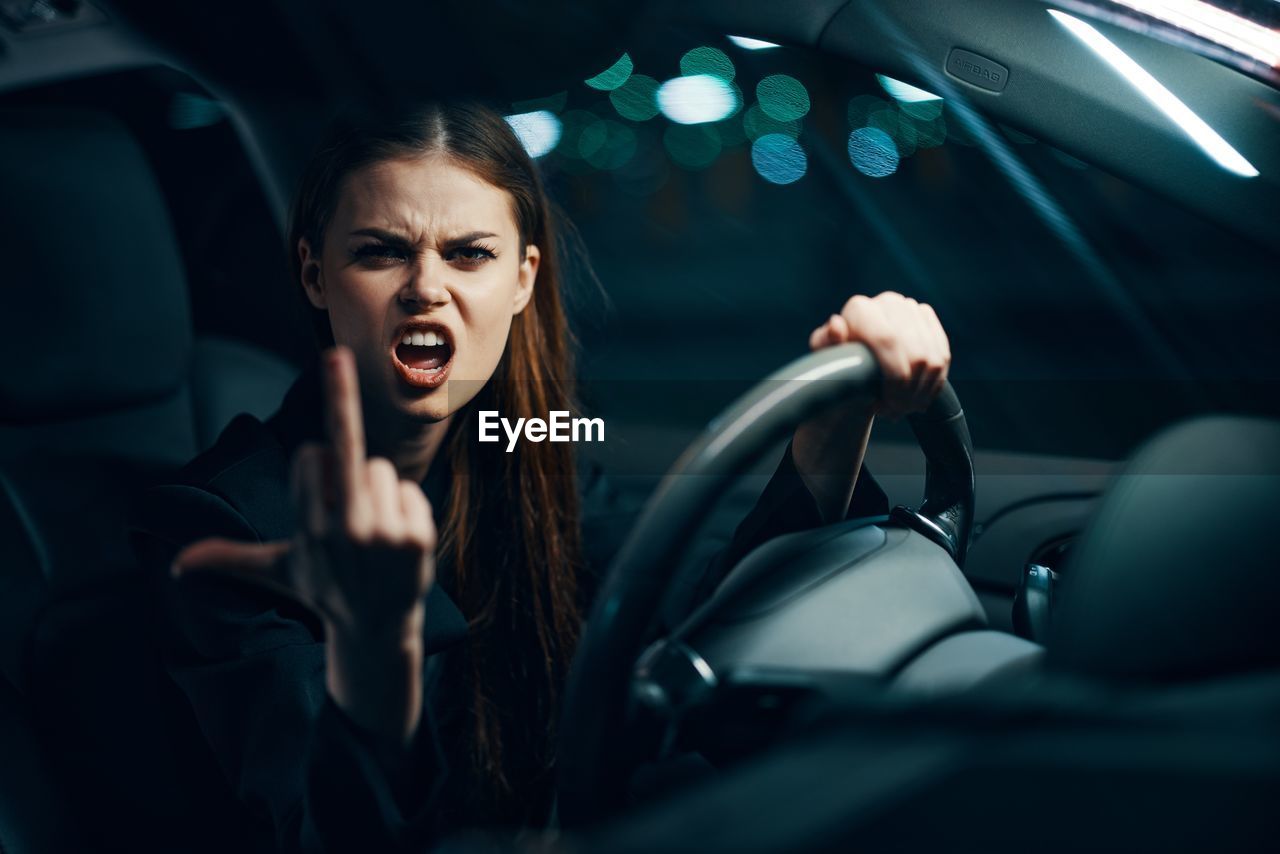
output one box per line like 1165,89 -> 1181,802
556,342 -> 974,826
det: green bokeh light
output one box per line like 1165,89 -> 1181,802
847,94 -> 891,129
664,123 -> 722,169
743,104 -> 799,140
899,98 -> 943,121
680,46 -> 735,81
914,114 -> 947,148
868,108 -> 918,157
610,74 -> 661,121
585,53 -> 634,91
555,109 -> 603,159
580,119 -> 637,170
757,74 -> 810,121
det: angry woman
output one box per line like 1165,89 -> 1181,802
130,101 -> 950,852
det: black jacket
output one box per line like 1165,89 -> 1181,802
129,364 -> 888,852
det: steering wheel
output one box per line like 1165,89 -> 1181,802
556,342 -> 975,826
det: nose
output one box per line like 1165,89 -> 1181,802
399,257 -> 451,309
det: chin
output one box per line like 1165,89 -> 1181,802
394,391 -> 452,423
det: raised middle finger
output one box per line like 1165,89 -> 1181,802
323,347 -> 368,510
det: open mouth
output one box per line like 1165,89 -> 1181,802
391,326 -> 455,389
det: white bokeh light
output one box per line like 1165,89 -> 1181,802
504,110 -> 563,159
875,74 -> 941,103
657,75 -> 739,125
728,35 -> 780,50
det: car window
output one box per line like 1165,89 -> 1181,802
505,33 -> 1279,463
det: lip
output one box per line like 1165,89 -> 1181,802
390,319 -> 456,390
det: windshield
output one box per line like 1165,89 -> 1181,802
506,30 -> 1279,463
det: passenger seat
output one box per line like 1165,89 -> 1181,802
0,105 -> 297,851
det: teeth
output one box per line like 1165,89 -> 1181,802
400,329 -> 449,348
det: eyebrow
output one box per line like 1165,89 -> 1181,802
349,228 -> 500,246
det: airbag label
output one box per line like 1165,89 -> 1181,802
946,48 -> 1009,92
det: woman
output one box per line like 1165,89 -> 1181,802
132,101 -> 950,852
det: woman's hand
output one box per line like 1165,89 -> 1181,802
807,291 -> 951,421
173,347 -> 437,744
792,291 -> 951,522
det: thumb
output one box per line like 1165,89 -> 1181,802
172,537 -> 296,599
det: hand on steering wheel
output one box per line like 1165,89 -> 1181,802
807,291 -> 951,421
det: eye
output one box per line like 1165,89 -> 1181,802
352,243 -> 408,264
447,244 -> 499,265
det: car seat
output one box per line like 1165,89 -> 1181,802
0,105 -> 297,851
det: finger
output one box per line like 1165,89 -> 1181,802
366,457 -> 404,542
399,481 -> 437,554
921,303 -> 952,364
828,313 -> 850,344
808,323 -> 827,352
292,443 -> 329,538
324,347 -> 368,508
172,537 -> 295,596
916,303 -> 950,406
901,301 -> 939,412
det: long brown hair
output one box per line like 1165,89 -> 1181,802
286,101 -> 583,825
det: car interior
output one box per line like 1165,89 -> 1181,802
1,0 -> 1278,851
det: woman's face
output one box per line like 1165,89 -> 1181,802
298,153 -> 539,427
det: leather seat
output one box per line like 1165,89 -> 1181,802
0,105 -> 297,851
1048,415 -> 1280,681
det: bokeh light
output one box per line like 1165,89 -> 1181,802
847,94 -> 891,129
680,46 -> 735,81
847,126 -> 900,177
875,75 -> 944,120
579,119 -> 637,169
751,133 -> 807,184
914,114 -> 948,148
555,109 -> 602,159
658,75 -> 740,124
743,103 -> 800,140
757,74 -> 810,121
505,110 -> 563,159
664,123 -> 722,169
876,74 -> 940,103
610,74 -> 661,121
868,108 -> 918,157
727,35 -> 781,50
585,53 -> 634,91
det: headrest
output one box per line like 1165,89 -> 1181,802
1048,415 -> 1280,681
0,107 -> 191,423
